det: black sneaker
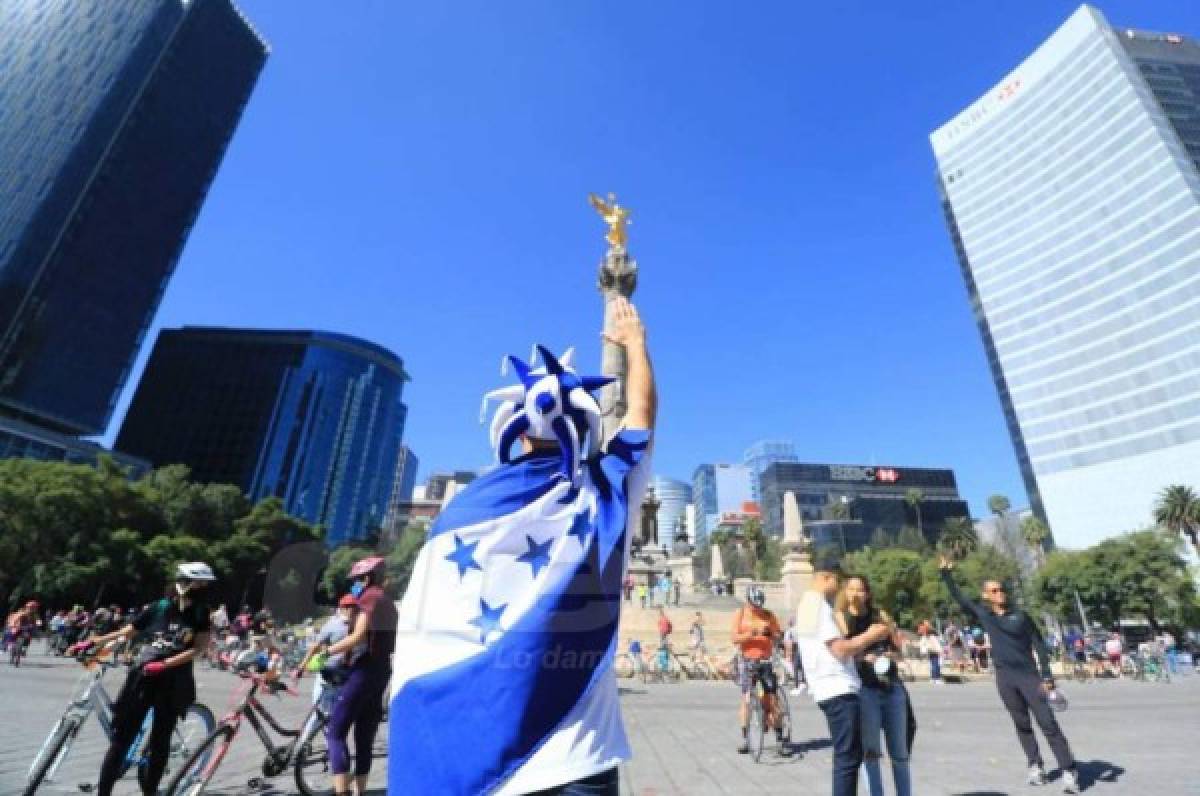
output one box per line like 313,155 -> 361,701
737,740 -> 749,754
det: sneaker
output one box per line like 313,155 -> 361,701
1061,769 -> 1079,794
737,740 -> 749,754
1028,765 -> 1047,786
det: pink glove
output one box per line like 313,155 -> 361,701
143,661 -> 167,677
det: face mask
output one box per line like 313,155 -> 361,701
350,581 -> 366,598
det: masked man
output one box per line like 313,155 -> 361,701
389,297 -> 655,795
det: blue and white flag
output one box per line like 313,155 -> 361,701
388,429 -> 650,794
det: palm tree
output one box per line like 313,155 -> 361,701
1019,515 -> 1051,569
905,488 -> 925,538
938,516 -> 978,562
827,495 -> 851,521
1153,484 -> 1200,557
987,494 -> 1011,528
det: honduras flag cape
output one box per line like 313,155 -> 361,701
389,430 -> 650,795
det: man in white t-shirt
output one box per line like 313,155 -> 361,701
796,554 -> 892,796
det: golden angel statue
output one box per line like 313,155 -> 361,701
588,192 -> 631,250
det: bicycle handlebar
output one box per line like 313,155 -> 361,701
235,668 -> 300,697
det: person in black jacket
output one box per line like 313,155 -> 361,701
74,562 -> 215,796
938,556 -> 1078,794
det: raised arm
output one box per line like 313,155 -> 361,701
938,556 -> 982,620
603,297 -> 656,432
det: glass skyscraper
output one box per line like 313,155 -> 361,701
758,461 -> 969,544
692,463 -> 755,542
0,0 -> 266,436
649,475 -> 693,539
932,5 -> 1200,547
743,440 -> 799,502
117,328 -> 409,547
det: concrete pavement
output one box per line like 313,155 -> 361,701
2,651 -> 1197,794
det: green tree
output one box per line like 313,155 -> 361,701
904,488 -> 925,538
0,458 -> 316,611
321,545 -> 375,601
1031,530 -> 1198,631
921,543 -> 1021,620
895,525 -> 929,553
1153,484 -> 1200,558
868,527 -> 893,550
827,497 -> 851,521
842,547 -> 928,628
1020,515 -> 1051,569
386,524 -> 429,594
937,516 -> 978,562
754,537 -> 783,582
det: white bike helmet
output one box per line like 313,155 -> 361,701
746,585 -> 766,609
177,562 -> 217,582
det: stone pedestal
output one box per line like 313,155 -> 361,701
667,556 -> 698,590
780,490 -> 814,616
781,552 -> 815,618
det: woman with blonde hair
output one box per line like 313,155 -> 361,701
836,575 -> 914,796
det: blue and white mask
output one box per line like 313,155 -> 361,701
479,345 -> 613,486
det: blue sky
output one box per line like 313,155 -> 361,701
106,0 -> 1197,518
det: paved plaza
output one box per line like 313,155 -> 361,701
1,653 -> 1196,795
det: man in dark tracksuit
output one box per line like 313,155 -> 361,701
939,557 -> 1079,794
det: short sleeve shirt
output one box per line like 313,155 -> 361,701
797,595 -> 860,703
132,598 -> 211,672
736,607 -> 781,661
356,585 -> 398,666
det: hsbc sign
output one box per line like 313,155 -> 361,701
829,466 -> 901,483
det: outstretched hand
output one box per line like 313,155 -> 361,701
602,296 -> 646,350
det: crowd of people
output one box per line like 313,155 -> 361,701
6,553 -> 398,796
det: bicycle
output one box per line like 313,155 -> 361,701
9,631 -> 31,667
742,659 -> 791,762
645,647 -> 681,684
1130,651 -> 1170,683
24,648 -> 214,796
164,667 -> 334,796
1069,658 -> 1092,683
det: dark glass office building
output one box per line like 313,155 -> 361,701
0,415 -> 148,473
759,461 -> 970,548
117,328 -> 410,547
0,0 -> 266,436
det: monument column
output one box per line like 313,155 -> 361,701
591,192 -> 638,442
780,490 -> 815,616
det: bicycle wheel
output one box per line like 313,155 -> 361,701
294,715 -> 335,796
746,696 -> 766,763
613,654 -> 634,679
23,716 -> 80,796
163,724 -> 235,796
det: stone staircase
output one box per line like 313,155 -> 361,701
616,592 -> 743,657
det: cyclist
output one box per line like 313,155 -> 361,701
5,600 -> 39,658
324,555 -> 397,796
72,562 -> 216,796
732,586 -> 789,755
628,637 -> 646,677
296,594 -> 365,717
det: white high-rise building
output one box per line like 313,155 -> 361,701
932,5 -> 1200,547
